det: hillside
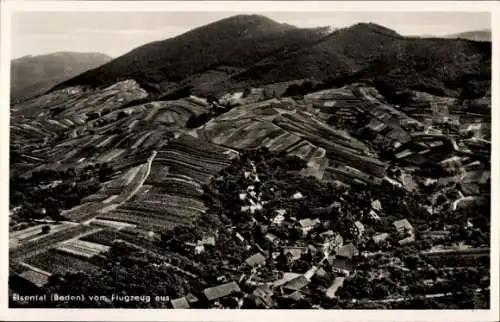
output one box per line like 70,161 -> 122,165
9,80 -> 491,309
445,30 -> 491,42
8,14 -> 491,310
51,17 -> 490,99
10,52 -> 112,103
53,15 -> 330,94
231,23 -> 491,98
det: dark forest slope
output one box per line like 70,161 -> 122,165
51,16 -> 491,99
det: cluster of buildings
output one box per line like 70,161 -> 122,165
168,158 -> 424,309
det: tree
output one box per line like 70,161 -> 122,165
117,111 -> 128,120
41,225 -> 51,234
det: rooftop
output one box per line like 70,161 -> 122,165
171,297 -> 190,309
335,243 -> 359,259
245,252 -> 267,267
203,281 -> 241,301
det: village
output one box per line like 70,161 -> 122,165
165,141 -> 489,309
9,82 -> 490,309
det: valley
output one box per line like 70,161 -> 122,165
8,14 -> 491,310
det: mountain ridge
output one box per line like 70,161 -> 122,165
11,51 -> 112,103
49,15 -> 490,99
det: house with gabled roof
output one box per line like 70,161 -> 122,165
171,296 -> 190,309
393,219 -> 413,236
252,285 -> 274,308
332,243 -> 359,272
282,275 -> 310,292
245,252 -> 266,268
335,243 -> 359,259
203,281 -> 241,302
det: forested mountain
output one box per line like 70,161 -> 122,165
53,15 -> 330,94
51,16 -> 491,99
11,52 -> 111,103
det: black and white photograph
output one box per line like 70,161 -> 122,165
1,0 -> 498,320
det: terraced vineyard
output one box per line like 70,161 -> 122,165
24,249 -> 100,275
99,134 -> 238,231
9,224 -> 100,261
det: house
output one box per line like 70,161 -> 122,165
273,272 -> 301,288
304,266 -> 318,280
185,293 -> 199,304
275,209 -> 287,216
272,214 -> 285,225
203,281 -> 241,302
235,232 -> 245,242
198,236 -> 216,246
265,233 -> 278,243
252,285 -> 274,308
335,243 -> 359,259
171,297 -> 190,309
282,275 -> 310,292
286,291 -> 305,301
393,219 -> 413,236
372,233 -> 389,244
368,209 -> 381,221
354,221 -> 365,235
292,192 -> 304,200
371,199 -> 383,211
245,253 -> 266,268
332,257 -> 355,272
284,247 -> 305,261
299,218 -> 320,236
399,235 -> 415,245
325,277 -> 346,299
332,243 -> 359,272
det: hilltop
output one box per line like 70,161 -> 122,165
51,16 -> 490,99
53,15 -> 329,94
445,30 -> 491,42
11,52 -> 112,103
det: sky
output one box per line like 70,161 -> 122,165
11,11 -> 491,59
